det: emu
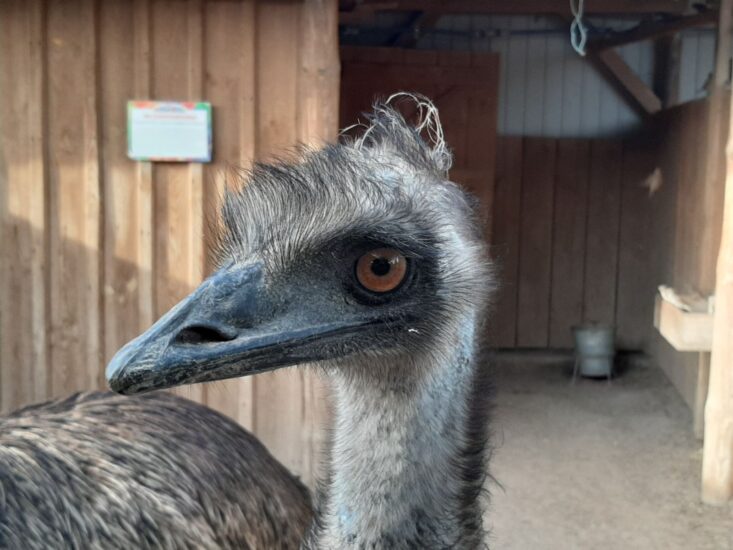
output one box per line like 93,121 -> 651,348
0,391 -> 311,549
108,96 -> 494,549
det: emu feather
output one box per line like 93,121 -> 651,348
0,392 -> 311,549
108,94 -> 496,548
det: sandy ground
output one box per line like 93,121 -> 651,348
487,353 -> 733,550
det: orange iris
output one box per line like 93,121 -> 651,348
355,248 -> 408,293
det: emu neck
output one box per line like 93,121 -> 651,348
313,318 -> 486,549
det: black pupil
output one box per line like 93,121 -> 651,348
370,257 -> 391,277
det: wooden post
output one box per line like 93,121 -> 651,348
297,0 -> 340,489
702,0 -> 733,504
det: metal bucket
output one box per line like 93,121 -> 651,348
573,324 -> 615,378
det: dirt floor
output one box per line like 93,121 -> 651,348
487,353 -> 733,550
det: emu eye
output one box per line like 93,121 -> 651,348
355,248 -> 408,294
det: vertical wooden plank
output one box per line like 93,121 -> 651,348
100,0 -> 154,377
133,0 -> 154,338
516,138 -> 556,347
615,138 -> 656,350
297,0 -> 339,148
694,352 -> 710,439
238,1 -> 257,173
671,107 -> 689,289
235,0 -> 257,431
151,0 -> 205,403
673,106 -> 698,289
435,89 -> 469,175
489,137 -> 523,348
343,46 -> 396,64
583,140 -> 623,326
0,0 -> 48,410
652,111 -> 680,284
687,102 -> 706,289
692,101 -> 710,288
201,0 -> 256,429
186,0 -> 205,404
254,0 -> 305,478
438,50 -> 471,67
702,0 -> 733,504
702,149 -> 733,498
491,17 -> 509,135
549,140 -> 590,348
699,90 -> 730,293
47,0 -> 101,397
184,0 -> 206,403
466,54 -> 499,229
402,49 -> 438,66
187,0 -> 204,286
298,0 -> 340,488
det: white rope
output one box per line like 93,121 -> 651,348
569,0 -> 588,56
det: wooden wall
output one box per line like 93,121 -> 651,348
648,95 -> 728,432
0,0 -> 339,486
340,46 -> 499,235
489,135 -> 659,350
489,96 -> 726,432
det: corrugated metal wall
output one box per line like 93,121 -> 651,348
363,14 -> 716,137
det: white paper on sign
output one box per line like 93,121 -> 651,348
128,101 -> 212,162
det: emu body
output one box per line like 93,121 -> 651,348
0,392 -> 311,549
108,97 -> 494,549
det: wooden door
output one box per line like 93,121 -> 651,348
340,47 -> 500,232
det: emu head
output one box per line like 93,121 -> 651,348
107,97 -> 492,395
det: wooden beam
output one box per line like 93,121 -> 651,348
652,34 -> 681,106
591,11 -> 718,51
297,0 -> 340,490
340,8 -> 377,25
343,0 -> 687,16
588,49 -> 662,116
702,0 -> 733,506
389,12 -> 441,47
714,4 -> 733,88
702,93 -> 733,504
698,0 -> 732,316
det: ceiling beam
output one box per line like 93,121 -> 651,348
588,48 -> 663,116
342,0 -> 688,17
591,11 -> 718,50
388,12 -> 441,47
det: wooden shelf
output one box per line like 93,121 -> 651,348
654,293 -> 714,352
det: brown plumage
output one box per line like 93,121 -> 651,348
0,391 -> 311,549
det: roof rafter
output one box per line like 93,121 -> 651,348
591,11 -> 718,50
341,0 -> 688,17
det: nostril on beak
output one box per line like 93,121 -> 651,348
173,324 -> 237,345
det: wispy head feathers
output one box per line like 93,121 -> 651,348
346,92 -> 453,176
213,95 -> 481,274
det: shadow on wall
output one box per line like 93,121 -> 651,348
0,213 -> 199,413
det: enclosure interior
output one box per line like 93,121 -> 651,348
0,0 -> 727,508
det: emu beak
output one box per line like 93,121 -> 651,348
106,263 -> 375,395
